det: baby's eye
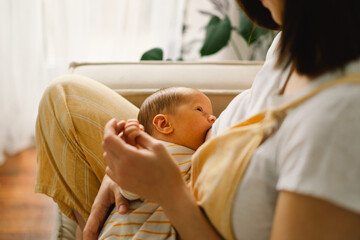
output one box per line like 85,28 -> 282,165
196,107 -> 203,112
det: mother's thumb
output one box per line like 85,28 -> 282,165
114,189 -> 129,214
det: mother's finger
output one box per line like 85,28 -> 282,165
104,118 -> 118,135
116,120 -> 126,135
103,151 -> 115,170
105,166 -> 116,185
103,135 -> 145,165
135,131 -> 162,150
103,119 -> 122,148
103,147 -> 138,188
103,119 -> 129,153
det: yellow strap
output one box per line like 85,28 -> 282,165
274,73 -> 360,113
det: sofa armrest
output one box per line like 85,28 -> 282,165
69,61 -> 263,116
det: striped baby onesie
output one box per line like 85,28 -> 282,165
98,140 -> 194,240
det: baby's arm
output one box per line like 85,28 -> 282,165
119,186 -> 140,201
119,119 -> 145,200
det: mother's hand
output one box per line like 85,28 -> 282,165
101,119 -> 222,240
102,118 -> 184,205
83,174 -> 129,240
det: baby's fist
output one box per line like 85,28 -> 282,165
124,119 -> 144,146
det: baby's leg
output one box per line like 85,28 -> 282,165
35,74 -> 138,225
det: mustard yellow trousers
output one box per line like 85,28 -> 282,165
35,75 -> 138,221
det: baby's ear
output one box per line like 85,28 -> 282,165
152,114 -> 173,134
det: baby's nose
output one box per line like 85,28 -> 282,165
208,115 -> 216,124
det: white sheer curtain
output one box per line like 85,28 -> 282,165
0,0 -> 184,164
0,0 -> 46,164
43,0 -> 185,79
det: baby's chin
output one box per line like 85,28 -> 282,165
184,138 -> 203,151
192,133 -> 209,150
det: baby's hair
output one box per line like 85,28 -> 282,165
138,87 -> 192,135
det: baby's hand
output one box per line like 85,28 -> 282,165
123,119 -> 144,146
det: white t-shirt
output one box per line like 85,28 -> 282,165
212,33 -> 360,239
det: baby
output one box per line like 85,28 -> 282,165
98,87 -> 216,239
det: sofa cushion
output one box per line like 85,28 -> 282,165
69,61 -> 263,116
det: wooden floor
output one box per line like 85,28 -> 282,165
0,147 -> 56,240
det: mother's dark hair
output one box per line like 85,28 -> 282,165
236,0 -> 360,78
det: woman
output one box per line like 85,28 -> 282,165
36,0 -> 360,239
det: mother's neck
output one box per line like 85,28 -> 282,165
280,67 -> 312,96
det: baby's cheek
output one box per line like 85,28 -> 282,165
193,125 -> 208,141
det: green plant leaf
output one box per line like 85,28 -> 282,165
140,48 -> 163,60
238,10 -> 269,45
200,15 -> 232,56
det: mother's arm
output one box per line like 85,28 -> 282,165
103,119 -> 222,240
271,191 -> 360,240
83,173 -> 130,240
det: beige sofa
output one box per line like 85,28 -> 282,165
51,61 -> 264,240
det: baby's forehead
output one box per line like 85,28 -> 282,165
176,88 -> 212,106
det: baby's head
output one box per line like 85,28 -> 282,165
138,87 -> 216,150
